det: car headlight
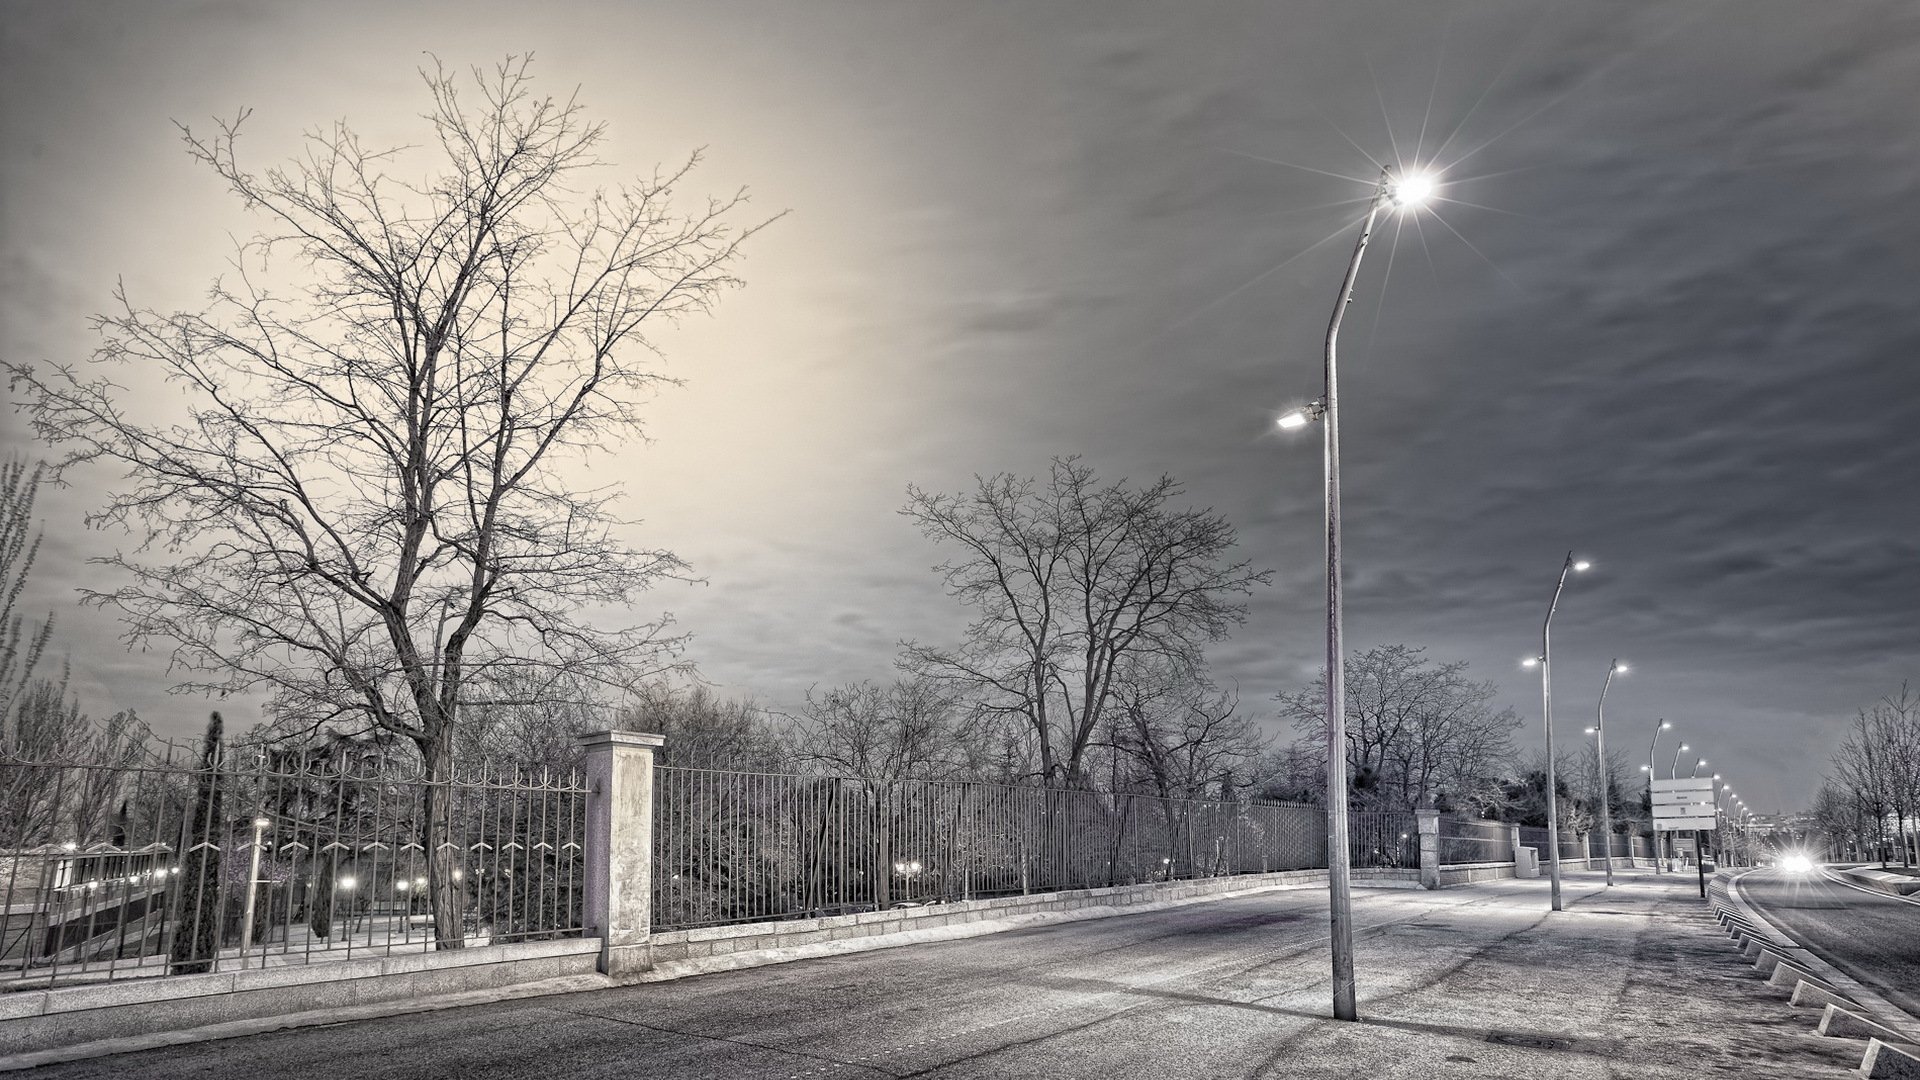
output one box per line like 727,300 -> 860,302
1780,854 -> 1813,874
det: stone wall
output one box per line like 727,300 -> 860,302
0,938 -> 600,1057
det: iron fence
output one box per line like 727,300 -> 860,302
1,743 -> 585,991
1515,825 -> 1580,861
1437,817 -> 1510,865
1589,831 -> 1653,861
1347,811 -> 1419,869
652,768 -> 1328,931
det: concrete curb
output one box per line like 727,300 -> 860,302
1858,1038 -> 1920,1079
1723,870 -> 1920,1039
1718,869 -> 1920,1078
1769,961 -> 1843,997
1822,1004 -> 1916,1043
1793,980 -> 1862,1012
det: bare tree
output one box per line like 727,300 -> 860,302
901,458 -> 1269,788
0,457 -> 54,747
1833,685 -> 1919,867
1106,660 -> 1268,801
1275,644 -> 1518,812
786,676 -> 972,781
8,58 -> 765,947
617,682 -> 784,772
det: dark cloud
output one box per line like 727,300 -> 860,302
1,0 -> 1913,813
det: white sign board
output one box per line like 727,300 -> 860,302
1653,818 -> 1719,831
1651,778 -> 1714,794
1652,792 -> 1712,806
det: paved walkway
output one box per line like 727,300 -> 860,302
11,869 -> 1875,1078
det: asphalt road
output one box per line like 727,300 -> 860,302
19,872 -> 1863,1080
1735,866 -> 1920,1019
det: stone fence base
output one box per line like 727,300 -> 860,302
0,938 -> 600,1059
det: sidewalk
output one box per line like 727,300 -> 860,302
7,867 -> 1899,1078
1280,869 -> 1882,1079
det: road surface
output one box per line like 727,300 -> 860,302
21,872 -> 1862,1080
1735,866 -> 1920,1019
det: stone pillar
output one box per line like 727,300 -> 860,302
578,730 -> 665,980
1417,810 -> 1441,890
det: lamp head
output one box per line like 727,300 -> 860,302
1277,401 -> 1325,430
1661,721 -> 1672,730
1522,656 -> 1540,669
1572,559 -> 1592,572
1388,169 -> 1437,209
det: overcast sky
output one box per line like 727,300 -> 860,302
3,1 -> 1916,813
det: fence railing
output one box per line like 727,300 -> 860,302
1349,811 -> 1420,869
1,745 -> 585,991
1438,817 -> 1510,865
652,768 -> 1334,932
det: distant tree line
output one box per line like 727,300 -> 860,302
1810,685 -> 1918,867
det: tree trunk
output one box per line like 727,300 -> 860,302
418,726 -> 465,950
424,779 -> 464,947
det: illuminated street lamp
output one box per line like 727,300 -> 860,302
1521,553 -> 1592,912
1275,165 -> 1435,1024
1670,743 -> 1690,779
1645,719 -> 1672,874
1584,660 -> 1627,885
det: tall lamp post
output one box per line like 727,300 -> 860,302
1276,165 -> 1435,1023
1728,780 -> 1743,864
1522,553 -> 1590,912
1585,660 -> 1627,886
1645,719 -> 1671,873
1669,742 -> 1690,779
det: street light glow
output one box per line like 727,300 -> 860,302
1573,560 -> 1592,572
1389,170 -> 1437,208
1277,410 -> 1311,429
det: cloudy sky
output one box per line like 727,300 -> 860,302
3,1 -> 1916,812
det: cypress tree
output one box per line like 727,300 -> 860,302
170,712 -> 225,974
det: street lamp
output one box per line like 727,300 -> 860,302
1275,164 -> 1435,1024
1587,660 -> 1627,885
1646,719 -> 1672,874
1521,553 -> 1591,912
1670,743 -> 1690,779
1690,757 -> 1707,778
239,816 -> 271,966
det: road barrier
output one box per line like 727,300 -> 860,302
1708,869 -> 1920,1078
